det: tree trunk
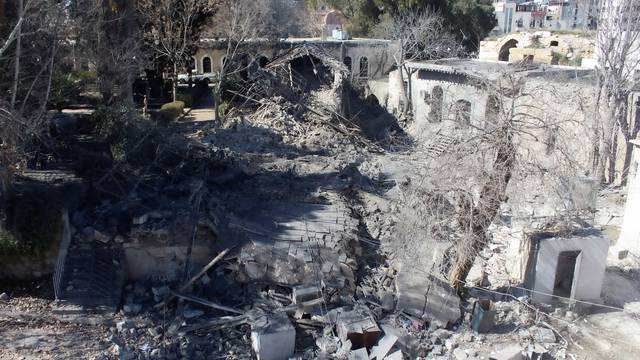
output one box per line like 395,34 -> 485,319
172,63 -> 178,102
609,129 -> 618,184
10,0 -> 23,110
449,128 -> 515,293
399,64 -> 410,115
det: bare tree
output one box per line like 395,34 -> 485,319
70,0 -> 144,105
0,0 -> 66,191
380,68 -> 596,292
138,0 -> 219,102
207,0 -> 273,120
595,0 -> 640,185
375,9 -> 466,115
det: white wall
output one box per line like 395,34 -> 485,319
409,72 -> 489,131
533,233 -> 609,303
616,140 -> 640,255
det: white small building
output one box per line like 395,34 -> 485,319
526,231 -> 609,303
615,139 -> 640,256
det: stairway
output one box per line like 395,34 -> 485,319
54,238 -> 125,313
426,132 -> 457,158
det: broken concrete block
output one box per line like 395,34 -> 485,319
453,348 -> 468,360
384,350 -> 403,360
527,344 -> 549,360
251,313 -> 295,360
471,300 -> 496,333
369,334 -> 398,359
395,271 -> 460,327
348,348 -> 369,360
292,285 -> 322,304
116,319 -> 135,333
490,344 -> 524,360
336,306 -> 381,349
531,326 -> 556,343
316,336 -> 339,354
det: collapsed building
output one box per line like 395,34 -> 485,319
3,35 -> 640,360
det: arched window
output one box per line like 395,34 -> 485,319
202,57 -> 212,73
454,100 -> 472,128
429,86 -> 444,123
499,39 -> 518,62
344,56 -> 352,73
359,57 -> 369,78
484,95 -> 500,129
257,55 -> 269,68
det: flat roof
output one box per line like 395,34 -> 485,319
198,37 -> 394,45
406,59 -> 593,80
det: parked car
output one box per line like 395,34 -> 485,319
177,72 -> 217,84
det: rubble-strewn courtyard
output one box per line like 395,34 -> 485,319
2,1 -> 640,360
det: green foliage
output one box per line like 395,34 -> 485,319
326,0 -> 496,49
176,93 -> 194,108
91,105 -> 158,162
552,51 -> 582,66
0,190 -> 63,257
50,71 -> 82,111
49,70 -> 99,110
161,101 -> 186,114
157,101 -> 186,124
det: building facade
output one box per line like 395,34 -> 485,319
192,38 -> 400,82
492,0 -> 599,34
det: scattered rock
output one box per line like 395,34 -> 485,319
0,292 -> 9,301
453,347 -> 468,360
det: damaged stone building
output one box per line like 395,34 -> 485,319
3,8 -> 640,359
192,37 -> 400,83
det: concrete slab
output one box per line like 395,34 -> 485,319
395,269 -> 460,327
250,313 -> 295,360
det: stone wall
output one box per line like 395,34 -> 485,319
480,32 -> 596,66
193,39 -> 399,81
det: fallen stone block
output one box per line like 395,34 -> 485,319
385,350 -> 403,360
395,271 -> 460,327
490,344 -> 524,360
531,326 -> 556,343
251,313 -> 295,360
369,334 -> 398,359
336,306 -> 381,349
292,285 -> 322,304
348,347 -> 369,360
471,300 -> 496,333
0,292 -> 9,301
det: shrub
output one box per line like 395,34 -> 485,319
217,100 -> 232,118
176,93 -> 194,108
91,104 -> 157,163
156,101 -> 185,125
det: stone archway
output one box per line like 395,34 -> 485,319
498,39 -> 519,62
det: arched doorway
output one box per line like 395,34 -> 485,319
429,86 -> 444,123
498,39 -> 518,62
454,100 -> 472,128
344,56 -> 352,73
484,95 -> 500,129
359,57 -> 369,78
202,57 -> 212,73
257,55 -> 269,68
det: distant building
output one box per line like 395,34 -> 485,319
492,0 -> 599,34
192,38 -> 400,82
479,31 -> 596,66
